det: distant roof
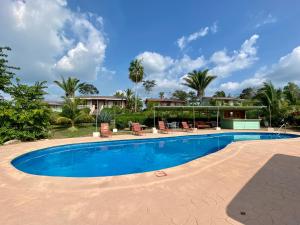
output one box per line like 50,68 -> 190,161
202,96 -> 244,101
154,105 -> 266,111
145,98 -> 185,103
79,96 -> 126,101
45,100 -> 64,106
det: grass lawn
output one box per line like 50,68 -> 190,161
50,124 -> 96,139
49,123 -> 148,139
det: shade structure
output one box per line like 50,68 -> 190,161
153,105 -> 267,128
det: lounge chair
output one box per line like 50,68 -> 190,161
158,121 -> 169,133
132,123 -> 144,136
181,121 -> 193,132
196,121 -> 211,129
100,123 -> 112,137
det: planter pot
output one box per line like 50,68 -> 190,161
113,128 -> 118,133
215,127 -> 221,131
92,132 -> 100,137
152,128 -> 158,134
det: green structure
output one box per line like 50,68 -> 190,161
154,105 -> 266,130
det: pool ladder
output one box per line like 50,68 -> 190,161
276,122 -> 287,135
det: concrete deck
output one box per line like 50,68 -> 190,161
0,130 -> 300,225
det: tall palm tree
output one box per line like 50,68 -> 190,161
54,76 -> 81,98
182,69 -> 216,102
129,59 -> 144,112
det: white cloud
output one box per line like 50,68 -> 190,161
177,22 -> 218,50
136,52 -> 206,94
210,34 -> 259,77
137,34 -> 261,95
219,46 -> 300,93
0,0 -> 107,82
255,13 -> 277,28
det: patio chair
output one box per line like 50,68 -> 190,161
158,121 -> 169,133
196,121 -> 211,129
132,123 -> 144,136
100,123 -> 112,137
181,121 -> 193,132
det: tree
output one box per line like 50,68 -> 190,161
283,82 -> 300,105
172,90 -> 188,102
1,79 -> 51,142
239,87 -> 256,99
159,92 -> 165,99
54,76 -> 81,98
0,47 -> 19,93
114,91 -> 125,98
143,80 -> 156,94
182,69 -> 216,101
79,83 -> 99,95
57,98 -> 94,131
256,82 -> 282,127
129,59 -> 144,112
213,91 -> 226,97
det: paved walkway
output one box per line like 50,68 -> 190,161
0,130 -> 300,225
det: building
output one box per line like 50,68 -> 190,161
45,100 -> 64,112
78,96 -> 127,114
46,96 -> 126,114
202,97 -> 244,106
145,98 -> 185,108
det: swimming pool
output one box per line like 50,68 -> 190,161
11,132 -> 298,177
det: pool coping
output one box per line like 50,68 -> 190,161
1,129 -> 300,192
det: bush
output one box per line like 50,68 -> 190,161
114,110 -> 218,129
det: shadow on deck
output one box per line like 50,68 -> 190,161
226,154 -> 300,225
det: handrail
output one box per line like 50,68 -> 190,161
276,122 -> 287,134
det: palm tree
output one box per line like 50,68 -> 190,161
124,88 -> 135,111
159,92 -> 165,99
283,82 -> 300,105
54,76 -> 81,98
256,82 -> 282,127
182,69 -> 216,102
129,59 -> 144,112
57,98 -> 94,131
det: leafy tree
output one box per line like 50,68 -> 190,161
57,98 -> 94,131
129,59 -> 144,112
54,76 -> 81,98
0,79 -> 51,142
159,92 -> 165,99
283,82 -> 300,105
239,87 -> 256,99
182,69 -> 216,101
172,90 -> 188,101
143,80 -> 156,94
79,83 -> 99,95
114,91 -> 125,98
213,90 -> 226,97
0,47 -> 19,93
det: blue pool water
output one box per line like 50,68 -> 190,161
11,132 -> 298,177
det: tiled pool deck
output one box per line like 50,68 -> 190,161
0,130 -> 300,225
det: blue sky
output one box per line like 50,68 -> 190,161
1,0 -> 300,99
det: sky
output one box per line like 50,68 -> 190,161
1,0 -> 300,99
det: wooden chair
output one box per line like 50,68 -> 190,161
196,121 -> 211,129
132,123 -> 143,136
158,121 -> 169,133
181,121 -> 193,132
100,123 -> 112,137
